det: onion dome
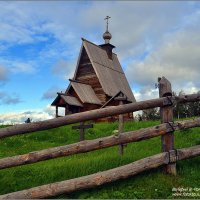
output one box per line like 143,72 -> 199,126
103,31 -> 112,43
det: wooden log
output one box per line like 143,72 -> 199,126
0,94 -> 200,139
0,153 -> 169,199
0,118 -> 199,170
0,97 -> 166,138
159,76 -> 176,175
1,145 -> 200,199
176,93 -> 200,103
0,118 -> 200,172
0,123 -> 170,170
175,118 -> 200,130
177,145 -> 200,160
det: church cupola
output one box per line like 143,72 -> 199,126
103,30 -> 112,44
99,16 -> 115,60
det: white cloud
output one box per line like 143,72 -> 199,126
81,1 -> 196,60
52,59 -> 76,80
126,8 -> 200,98
0,58 -> 37,75
0,91 -> 22,105
10,61 -> 36,74
0,105 -> 55,125
0,1 -> 83,46
42,86 -> 65,100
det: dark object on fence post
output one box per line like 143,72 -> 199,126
158,76 -> 176,175
72,122 -> 93,141
25,118 -> 31,123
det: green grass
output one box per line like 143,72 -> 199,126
0,120 -> 200,199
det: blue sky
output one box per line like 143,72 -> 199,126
0,1 -> 200,124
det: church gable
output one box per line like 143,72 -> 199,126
73,45 -> 107,103
74,47 -> 95,80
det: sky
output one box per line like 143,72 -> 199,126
0,1 -> 200,124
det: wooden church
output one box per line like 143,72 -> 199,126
51,18 -> 136,121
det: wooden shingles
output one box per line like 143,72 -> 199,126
51,95 -> 83,107
61,95 -> 83,107
71,81 -> 102,105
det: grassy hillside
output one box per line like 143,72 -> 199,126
0,120 -> 200,199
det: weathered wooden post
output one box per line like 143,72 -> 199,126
118,100 -> 124,155
72,122 -> 93,141
56,106 -> 58,118
79,122 -> 85,141
65,105 -> 69,116
115,93 -> 127,156
158,76 -> 176,175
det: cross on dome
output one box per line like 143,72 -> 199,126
103,16 -> 112,44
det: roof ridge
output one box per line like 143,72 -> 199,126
82,37 -> 105,50
82,37 -> 117,57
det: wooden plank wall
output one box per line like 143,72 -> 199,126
75,48 -> 107,103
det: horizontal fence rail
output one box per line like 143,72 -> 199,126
1,145 -> 199,199
0,94 -> 199,139
0,118 -> 199,170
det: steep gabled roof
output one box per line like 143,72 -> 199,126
73,38 -> 136,103
70,80 -> 102,105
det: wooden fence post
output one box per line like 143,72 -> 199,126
72,122 -> 93,141
158,76 -> 176,175
79,122 -> 85,141
118,100 -> 124,155
56,106 -> 58,118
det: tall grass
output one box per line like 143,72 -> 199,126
0,120 -> 199,199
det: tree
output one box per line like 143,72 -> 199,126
173,90 -> 200,119
142,108 -> 159,121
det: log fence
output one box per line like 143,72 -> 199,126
0,76 -> 200,199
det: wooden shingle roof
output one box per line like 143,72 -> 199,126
61,95 -> 83,107
70,81 -> 102,105
51,94 -> 83,107
80,38 -> 136,102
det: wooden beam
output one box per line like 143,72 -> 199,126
114,96 -> 127,101
72,123 -> 93,141
0,97 -> 165,138
0,94 -> 200,139
1,145 -> 200,199
177,145 -> 200,160
0,123 -> 170,170
72,124 -> 93,130
159,76 -> 176,175
0,153 -> 169,199
79,62 -> 92,66
0,118 -> 199,170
